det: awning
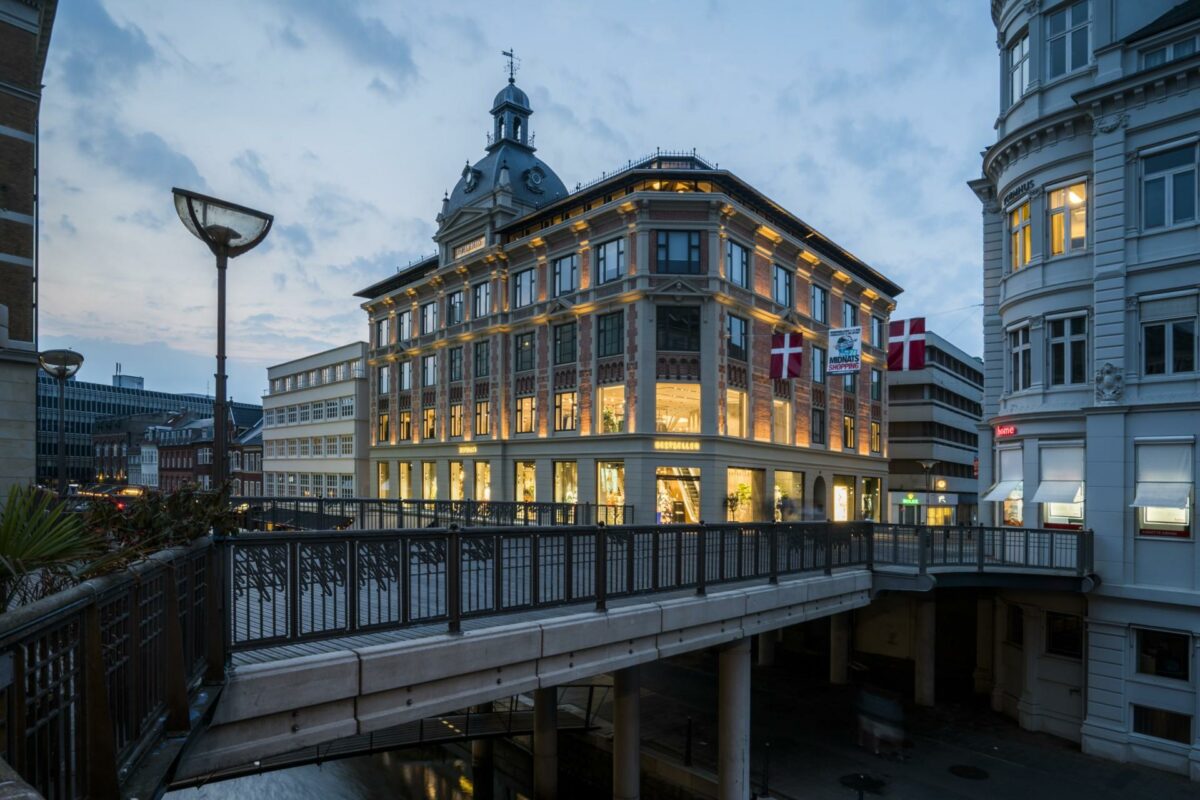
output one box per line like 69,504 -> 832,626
1130,482 -> 1192,510
983,480 -> 1023,502
1031,480 -> 1084,504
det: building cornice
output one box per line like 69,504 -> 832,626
1071,52 -> 1200,114
981,106 -> 1091,184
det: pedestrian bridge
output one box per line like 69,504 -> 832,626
0,520 -> 1095,800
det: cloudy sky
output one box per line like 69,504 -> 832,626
38,0 -> 997,402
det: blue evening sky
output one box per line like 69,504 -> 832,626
37,0 -> 996,402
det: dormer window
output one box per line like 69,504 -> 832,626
1143,36 -> 1196,69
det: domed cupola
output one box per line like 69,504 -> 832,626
490,80 -> 532,148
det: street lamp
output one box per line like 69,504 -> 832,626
172,188 -> 272,493
38,348 -> 84,495
918,459 -> 938,524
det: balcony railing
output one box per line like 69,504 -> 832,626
230,497 -> 634,531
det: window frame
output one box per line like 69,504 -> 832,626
726,239 -> 750,288
552,253 -> 578,297
1047,179 -> 1088,256
1009,32 -> 1030,106
656,306 -> 702,352
812,345 -> 827,384
1008,325 -> 1032,392
422,354 -> 438,388
655,230 -> 702,274
553,322 -> 577,365
772,264 -> 793,308
474,340 -> 490,378
515,395 -> 536,434
472,281 -> 492,319
811,284 -> 828,323
446,290 -> 464,326
1141,144 -> 1198,231
727,314 -> 748,361
597,311 -> 624,358
1009,200 -> 1032,271
1142,318 -> 1196,376
448,346 -> 464,382
515,331 -> 535,372
595,237 -> 626,285
1047,314 -> 1088,386
1045,0 -> 1090,80
1044,612 -> 1083,659
420,301 -> 438,335
554,390 -> 577,431
513,268 -> 536,308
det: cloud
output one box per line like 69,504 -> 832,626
75,112 -> 207,190
276,224 -> 314,257
274,23 -> 305,49
233,150 -> 273,192
58,215 -> 77,236
116,209 -> 168,230
304,188 -> 379,238
54,0 -> 155,97
281,0 -> 418,91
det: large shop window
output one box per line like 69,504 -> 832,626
554,461 -> 578,504
726,467 -> 766,523
398,462 -> 413,500
832,475 -> 856,522
985,447 -> 1024,526
1033,446 -> 1084,529
449,461 -> 465,501
727,389 -> 747,438
599,385 -> 625,433
515,461 -> 537,504
597,461 -> 625,512
422,461 -> 437,500
861,477 -> 881,522
1131,443 -> 1193,538
656,383 -> 701,433
774,470 -> 805,521
657,467 -> 701,524
474,461 -> 491,501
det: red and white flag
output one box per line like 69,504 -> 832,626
770,333 -> 804,379
888,317 -> 926,371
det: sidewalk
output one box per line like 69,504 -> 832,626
590,650 -> 1196,800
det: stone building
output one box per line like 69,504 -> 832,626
261,342 -> 370,499
356,75 -> 902,525
887,328 -> 984,525
971,0 -> 1200,779
0,0 -> 56,501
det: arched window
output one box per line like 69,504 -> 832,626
513,116 -> 521,140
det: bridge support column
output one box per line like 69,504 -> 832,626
915,599 -> 935,707
613,666 -> 641,800
830,612 -> 850,685
534,687 -> 557,800
718,637 -> 751,800
756,632 -> 776,667
472,703 -> 495,800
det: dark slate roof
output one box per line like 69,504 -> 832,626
1126,0 -> 1200,43
442,142 -> 569,221
492,81 -> 530,113
230,405 -> 262,430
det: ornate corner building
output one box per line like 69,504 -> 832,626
355,75 -> 903,526
973,0 -> 1200,779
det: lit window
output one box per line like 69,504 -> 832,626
376,414 -> 389,444
870,421 -> 881,453
449,403 -> 463,437
1009,34 -> 1030,105
474,461 -> 491,500
1046,0 -> 1089,79
1132,443 -> 1192,538
726,240 -> 749,288
474,401 -> 490,436
1009,201 -> 1031,270
553,253 -> 578,296
598,385 -> 625,433
449,461 -> 465,501
1142,145 -> 1197,229
843,414 -> 856,450
1048,182 -> 1087,254
515,396 -> 536,434
397,410 -> 411,440
1034,446 -> 1085,528
596,237 -> 626,284
772,398 -> 791,444
553,461 -> 578,504
656,231 -> 701,274
727,389 -> 747,438
727,314 -> 748,361
514,461 -> 536,504
655,383 -> 701,433
514,268 -> 536,307
422,407 -> 436,439
554,391 -> 577,431
422,462 -> 437,499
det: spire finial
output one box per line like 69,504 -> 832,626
502,49 -> 519,83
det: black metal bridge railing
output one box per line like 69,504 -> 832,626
231,496 -> 634,531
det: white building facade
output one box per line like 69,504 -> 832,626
973,0 -> 1200,780
262,343 -> 370,499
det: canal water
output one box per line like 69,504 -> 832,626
165,747 -> 529,800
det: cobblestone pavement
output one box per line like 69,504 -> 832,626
595,649 -> 1196,800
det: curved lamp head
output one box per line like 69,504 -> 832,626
172,188 -> 273,258
38,348 -> 84,380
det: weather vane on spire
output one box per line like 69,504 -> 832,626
502,49 -> 520,83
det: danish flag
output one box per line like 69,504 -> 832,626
888,317 -> 926,371
770,333 -> 804,379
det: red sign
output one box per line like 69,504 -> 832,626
972,457 -> 979,478
994,424 -> 1018,438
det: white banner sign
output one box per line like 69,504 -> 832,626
827,326 -> 863,375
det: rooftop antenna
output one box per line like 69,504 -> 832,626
502,49 -> 520,83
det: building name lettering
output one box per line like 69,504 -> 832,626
1002,180 -> 1035,206
453,236 -> 487,260
653,439 -> 701,452
994,424 -> 1018,438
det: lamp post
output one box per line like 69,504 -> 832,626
172,188 -> 272,493
918,459 -> 938,525
38,348 -> 84,495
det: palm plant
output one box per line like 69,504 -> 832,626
0,485 -> 106,610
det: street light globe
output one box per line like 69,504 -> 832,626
38,348 -> 84,380
172,187 -> 273,257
